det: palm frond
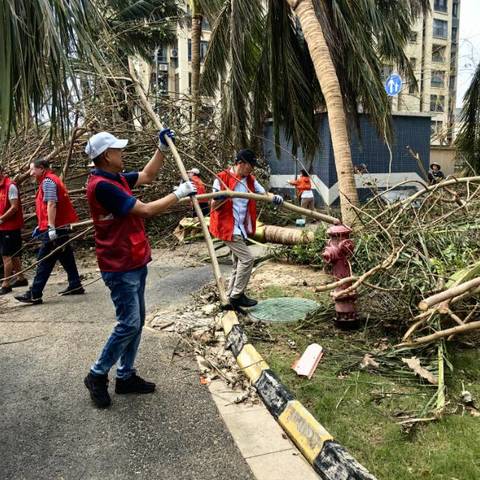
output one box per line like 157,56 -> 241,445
0,0 -> 107,139
456,61 -> 480,173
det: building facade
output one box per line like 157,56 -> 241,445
387,0 -> 461,146
265,113 -> 432,206
150,4 -> 211,102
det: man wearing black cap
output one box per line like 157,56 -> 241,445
428,163 -> 445,185
209,149 -> 283,309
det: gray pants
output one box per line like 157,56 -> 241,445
224,235 -> 254,298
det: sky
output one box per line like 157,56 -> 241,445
456,0 -> 480,107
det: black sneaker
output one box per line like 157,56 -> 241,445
240,293 -> 258,307
84,372 -> 111,408
229,294 -> 258,308
14,291 -> 43,305
0,286 -> 12,295
59,286 -> 85,296
10,278 -> 29,288
115,374 -> 156,394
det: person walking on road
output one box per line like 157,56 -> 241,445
209,149 -> 283,310
0,166 -> 28,294
187,168 -> 210,217
15,159 -> 83,305
83,129 -> 197,408
288,169 -> 314,211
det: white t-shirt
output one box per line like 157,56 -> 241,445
301,189 -> 314,199
8,184 -> 19,200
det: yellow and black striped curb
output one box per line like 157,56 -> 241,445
222,311 -> 377,480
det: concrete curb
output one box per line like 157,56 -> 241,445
222,311 -> 378,480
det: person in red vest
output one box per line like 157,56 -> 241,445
15,158 -> 83,305
0,166 -> 28,294
187,168 -> 209,217
288,169 -> 314,210
210,149 -> 283,310
83,129 -> 196,409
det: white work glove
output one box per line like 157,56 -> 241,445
48,227 -> 58,241
272,194 -> 284,206
174,181 -> 197,200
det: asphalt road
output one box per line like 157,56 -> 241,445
0,265 -> 253,480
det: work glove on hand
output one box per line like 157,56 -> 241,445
174,180 -> 197,200
272,194 -> 284,206
158,128 -> 175,152
48,227 -> 58,242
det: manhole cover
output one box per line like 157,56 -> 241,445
249,297 -> 319,323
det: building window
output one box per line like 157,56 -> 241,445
156,46 -> 168,64
433,19 -> 448,39
431,120 -> 443,136
434,0 -> 448,13
453,2 -> 459,17
157,72 -> 168,95
431,70 -> 445,88
188,40 -> 209,63
200,40 -> 209,62
188,72 -> 192,94
202,16 -> 210,31
174,73 -> 179,97
430,95 -> 445,112
452,26 -> 458,40
449,75 -> 456,91
409,31 -> 418,43
432,44 -> 446,62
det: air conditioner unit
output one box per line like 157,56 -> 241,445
158,64 -> 169,72
171,49 -> 178,58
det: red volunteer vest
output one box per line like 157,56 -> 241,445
191,175 -> 208,203
209,169 -> 257,242
86,172 -> 151,272
0,176 -> 24,231
35,171 -> 78,230
293,177 -> 312,198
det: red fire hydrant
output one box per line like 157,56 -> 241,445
322,225 -> 358,329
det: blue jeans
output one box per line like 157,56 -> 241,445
91,266 -> 148,380
31,230 -> 82,299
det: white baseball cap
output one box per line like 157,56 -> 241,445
187,168 -> 200,175
85,132 -> 128,160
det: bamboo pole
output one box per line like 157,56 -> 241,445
128,59 -> 228,305
185,192 -> 340,224
419,277 -> 480,311
397,321 -> 480,347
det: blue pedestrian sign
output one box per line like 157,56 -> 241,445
385,74 -> 403,96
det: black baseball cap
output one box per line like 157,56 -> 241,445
235,149 -> 257,166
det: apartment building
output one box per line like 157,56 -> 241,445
147,1 -> 460,143
149,5 -> 211,108
387,0 -> 461,145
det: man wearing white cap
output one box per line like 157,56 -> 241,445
83,128 -> 197,408
187,167 -> 209,217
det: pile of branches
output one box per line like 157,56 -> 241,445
284,177 -> 480,347
0,82 -> 270,245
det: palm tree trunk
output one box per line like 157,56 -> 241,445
286,0 -> 359,226
190,1 -> 203,129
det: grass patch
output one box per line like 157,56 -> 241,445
251,317 -> 480,479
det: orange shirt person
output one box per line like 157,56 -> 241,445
288,169 -> 314,210
187,168 -> 209,217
